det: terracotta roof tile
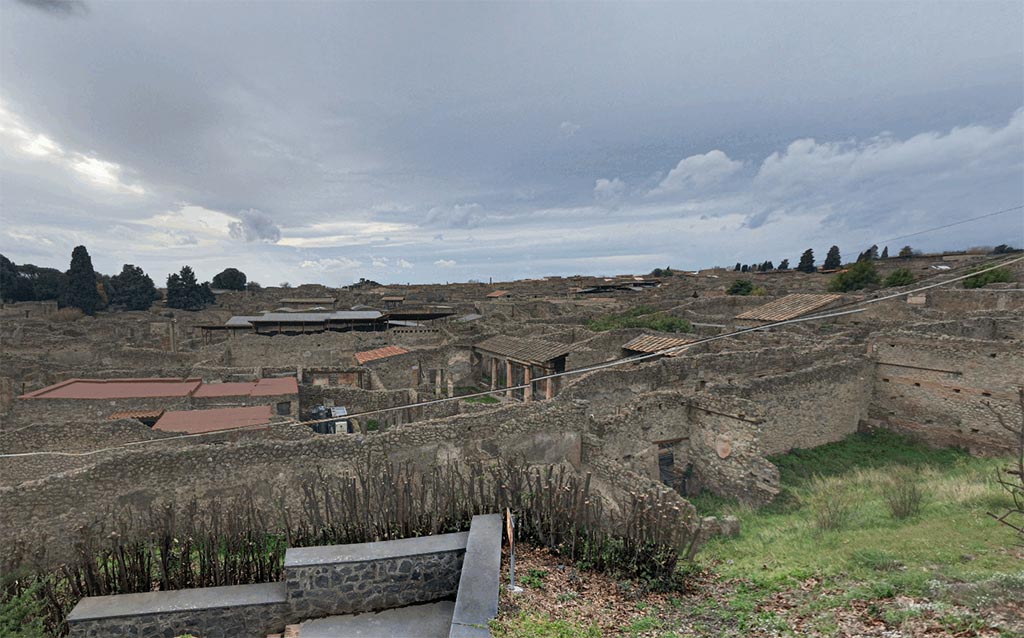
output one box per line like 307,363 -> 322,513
473,335 -> 571,364
354,346 -> 411,365
735,294 -> 843,322
622,334 -> 696,356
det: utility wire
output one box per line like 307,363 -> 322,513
5,254 -> 1018,459
875,204 -> 1023,245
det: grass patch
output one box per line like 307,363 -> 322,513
696,430 -> 1016,592
491,613 -> 601,638
587,305 -> 692,333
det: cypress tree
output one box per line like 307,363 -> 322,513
823,245 -> 842,270
110,264 -> 160,311
62,245 -> 103,314
797,249 -> 816,273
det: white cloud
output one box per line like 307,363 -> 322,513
0,101 -> 146,195
434,259 -> 457,267
299,257 -> 362,272
559,121 -> 581,138
648,150 -> 743,196
396,258 -> 413,269
594,177 -> 626,202
424,203 -> 487,229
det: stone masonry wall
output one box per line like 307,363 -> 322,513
869,333 -> 1023,454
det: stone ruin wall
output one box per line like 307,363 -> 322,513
868,332 -> 1023,455
1,399 -> 697,570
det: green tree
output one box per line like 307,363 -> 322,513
166,266 -> 216,311
857,245 -> 879,262
881,246 -> 889,259
883,267 -> 915,288
245,281 -> 262,292
17,264 -> 66,300
728,279 -> 754,295
963,266 -> 1013,289
828,260 -> 881,292
211,267 -> 247,291
898,245 -> 914,258
823,245 -> 842,270
734,263 -> 741,271
0,254 -> 31,302
109,264 -> 160,310
61,245 -> 103,315
778,259 -> 790,270
797,249 -> 816,273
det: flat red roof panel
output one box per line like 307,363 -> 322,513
250,377 -> 298,396
153,406 -> 273,434
20,378 -> 201,400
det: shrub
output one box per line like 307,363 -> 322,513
751,286 -> 767,296
587,306 -> 692,333
827,260 -> 880,292
962,266 -> 1012,289
884,468 -> 925,519
810,477 -> 855,531
883,268 -> 915,288
728,279 -> 753,295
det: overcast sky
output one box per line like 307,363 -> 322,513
1,1 -> 1022,286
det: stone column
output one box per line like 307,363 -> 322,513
490,357 -> 498,390
506,360 -> 514,399
546,376 -> 554,400
523,366 -> 533,402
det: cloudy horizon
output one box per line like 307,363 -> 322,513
2,0 -> 1022,286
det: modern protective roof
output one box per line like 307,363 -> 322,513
473,335 -> 571,364
622,334 -> 696,356
225,315 -> 262,327
246,311 -> 382,323
456,313 -> 483,322
108,409 -> 166,421
20,378 -> 202,400
486,290 -> 511,298
354,346 -> 411,365
279,297 -> 335,304
153,406 -> 273,434
193,377 -> 297,398
734,293 -> 843,322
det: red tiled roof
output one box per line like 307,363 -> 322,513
193,377 -> 298,398
354,346 -> 410,365
20,378 -> 202,400
19,377 -> 296,401
153,406 -> 273,434
486,290 -> 510,298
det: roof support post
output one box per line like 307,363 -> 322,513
506,360 -> 514,400
523,365 -> 532,402
490,357 -> 498,391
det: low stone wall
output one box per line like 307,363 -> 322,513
66,515 -> 502,638
285,532 -> 467,618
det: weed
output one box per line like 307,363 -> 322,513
849,549 -> 904,572
520,569 -> 549,590
809,476 -> 855,531
884,468 -> 925,519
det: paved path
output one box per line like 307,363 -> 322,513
296,600 -> 455,638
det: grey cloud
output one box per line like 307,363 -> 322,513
228,209 -> 281,243
424,203 -> 487,229
16,0 -> 88,16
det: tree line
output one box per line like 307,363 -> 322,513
1,246 -> 257,314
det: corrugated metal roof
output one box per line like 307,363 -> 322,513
108,409 -> 166,421
153,406 -> 273,434
226,315 -> 261,327
248,311 -> 382,323
622,334 -> 696,355
473,335 -> 571,364
354,346 -> 410,365
456,313 -> 483,322
735,293 -> 843,322
279,297 -> 335,304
